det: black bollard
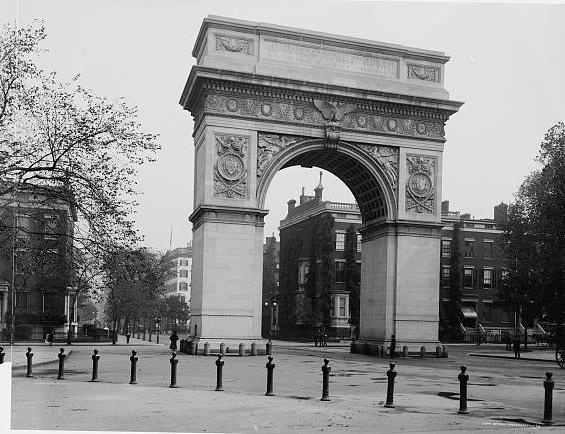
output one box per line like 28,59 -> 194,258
265,356 -> 275,396
266,339 -> 272,356
384,363 -> 397,408
170,352 -> 178,388
91,349 -> 100,382
25,347 -> 33,377
129,350 -> 138,384
57,348 -> 66,380
0,347 -> 4,364
321,358 -> 331,401
457,366 -> 469,414
215,354 -> 224,391
542,372 -> 554,425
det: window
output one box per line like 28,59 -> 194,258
335,261 -> 346,282
464,240 -> 474,258
482,303 -> 493,323
356,233 -> 362,252
339,297 -> 347,317
16,214 -> 31,242
483,268 -> 493,289
179,282 -> 189,291
298,262 -> 310,285
43,214 -> 60,240
484,241 -> 494,259
464,268 -> 475,288
15,292 -> 28,310
44,249 -> 60,276
179,259 -> 189,266
441,266 -> 450,286
179,270 -> 189,278
335,232 -> 345,251
441,239 -> 451,257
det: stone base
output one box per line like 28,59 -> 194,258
351,340 -> 445,358
183,337 -> 267,355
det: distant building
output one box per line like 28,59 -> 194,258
278,175 -> 362,340
262,235 -> 280,338
162,243 -> 192,330
439,200 -> 512,340
0,187 -> 78,340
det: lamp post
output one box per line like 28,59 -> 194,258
263,300 -> 278,337
155,317 -> 161,344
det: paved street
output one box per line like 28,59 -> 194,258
6,339 -> 565,433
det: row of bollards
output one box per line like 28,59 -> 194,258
19,347 -> 557,424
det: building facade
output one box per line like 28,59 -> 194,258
262,235 -> 280,338
0,188 -> 78,340
162,243 -> 192,332
278,179 -> 362,339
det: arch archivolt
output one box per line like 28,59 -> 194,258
255,133 -> 399,222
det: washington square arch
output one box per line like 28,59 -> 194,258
179,16 -> 462,352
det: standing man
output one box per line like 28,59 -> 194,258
170,330 -> 179,350
126,330 -> 131,344
389,334 -> 396,359
513,334 -> 521,359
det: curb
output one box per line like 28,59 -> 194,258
469,353 -> 556,363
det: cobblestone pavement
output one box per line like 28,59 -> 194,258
5,341 -> 565,433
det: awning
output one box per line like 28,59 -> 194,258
460,306 -> 478,319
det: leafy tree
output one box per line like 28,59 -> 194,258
314,214 -> 334,329
345,224 -> 359,330
278,235 -> 301,336
448,220 -> 463,330
158,295 -> 190,332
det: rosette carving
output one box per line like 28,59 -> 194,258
214,134 -> 249,199
405,155 -> 437,214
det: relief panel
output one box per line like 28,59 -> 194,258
405,154 -> 437,214
213,134 -> 249,199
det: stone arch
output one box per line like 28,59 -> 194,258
256,137 -> 398,223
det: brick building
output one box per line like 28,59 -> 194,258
0,187 -> 78,341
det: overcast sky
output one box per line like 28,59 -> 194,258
3,0 -> 565,250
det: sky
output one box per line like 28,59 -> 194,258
2,0 -> 565,250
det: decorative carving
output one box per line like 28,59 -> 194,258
407,64 -> 440,83
359,145 -> 399,190
313,99 -> 357,149
215,35 -> 253,55
257,134 -> 300,177
214,134 -> 249,199
202,91 -> 446,141
405,155 -> 437,214
262,39 -> 399,78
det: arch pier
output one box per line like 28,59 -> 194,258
180,16 -> 462,352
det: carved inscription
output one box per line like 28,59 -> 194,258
407,63 -> 440,83
405,154 -> 437,214
358,145 -> 399,190
214,134 -> 249,199
257,134 -> 300,178
262,39 -> 398,78
215,35 -> 253,55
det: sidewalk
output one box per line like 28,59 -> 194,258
469,348 -> 558,363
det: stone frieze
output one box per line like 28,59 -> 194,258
407,63 -> 441,83
215,34 -> 253,55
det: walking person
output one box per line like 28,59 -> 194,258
126,331 -> 131,344
389,334 -> 396,359
169,330 -> 179,350
513,334 -> 521,359
313,330 -> 318,347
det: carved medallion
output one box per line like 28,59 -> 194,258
387,119 -> 397,132
416,123 -> 427,135
257,134 -> 300,178
261,103 -> 272,116
405,155 -> 437,214
214,134 -> 249,199
226,99 -> 238,112
294,107 -> 305,120
357,115 -> 367,128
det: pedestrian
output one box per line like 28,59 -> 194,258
126,331 -> 131,344
504,333 -> 511,351
47,331 -> 54,346
323,333 -> 328,347
476,330 -> 482,346
389,334 -> 396,359
169,330 -> 179,350
513,334 -> 521,359
313,330 -> 318,347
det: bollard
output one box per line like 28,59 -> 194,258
542,372 -> 554,424
266,339 -> 272,355
156,333 -> 160,344
321,358 -> 331,401
57,348 -> 66,380
91,349 -> 100,382
25,347 -> 33,377
239,343 -> 245,356
129,350 -> 138,384
148,332 -> 152,342
457,366 -> 469,414
402,345 -> 408,358
420,346 -> 426,358
436,345 -> 442,358
442,345 -> 448,358
194,341 -> 199,355
220,343 -> 226,355
187,341 -> 194,355
204,342 -> 210,356
170,352 -> 178,388
384,363 -> 397,408
215,354 -> 224,391
0,347 -> 4,364
265,356 -> 275,396
143,331 -> 146,341
251,342 -> 257,356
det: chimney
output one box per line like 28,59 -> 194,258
314,171 -> 324,201
299,187 -> 308,205
287,199 -> 296,214
494,202 -> 508,226
441,200 -> 449,214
